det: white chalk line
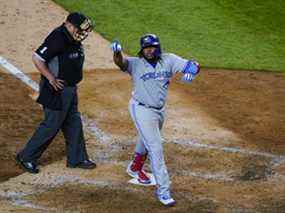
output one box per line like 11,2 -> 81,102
0,174 -> 140,211
171,139 -> 285,169
0,175 -> 80,210
0,187 -> 53,211
0,175 -> 108,210
171,139 -> 284,159
181,170 -> 235,182
0,56 -> 39,92
82,115 -> 112,144
11,199 -> 55,211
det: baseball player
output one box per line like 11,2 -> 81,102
16,12 -> 96,174
111,34 -> 200,206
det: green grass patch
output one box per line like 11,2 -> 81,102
53,0 -> 285,72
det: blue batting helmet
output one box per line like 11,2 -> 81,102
139,34 -> 161,58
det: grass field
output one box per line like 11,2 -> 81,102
53,0 -> 285,72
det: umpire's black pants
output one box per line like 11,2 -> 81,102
18,87 -> 88,166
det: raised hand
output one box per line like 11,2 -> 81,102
110,40 -> 122,53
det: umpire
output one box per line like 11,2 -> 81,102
16,12 -> 96,173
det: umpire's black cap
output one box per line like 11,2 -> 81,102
66,12 -> 93,31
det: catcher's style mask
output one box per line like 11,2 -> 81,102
66,12 -> 94,42
139,34 -> 162,59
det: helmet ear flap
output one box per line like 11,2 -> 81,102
153,46 -> 161,58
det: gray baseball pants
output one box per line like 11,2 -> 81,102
129,98 -> 170,197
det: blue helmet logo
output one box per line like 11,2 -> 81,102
140,34 -> 160,48
143,37 -> 151,42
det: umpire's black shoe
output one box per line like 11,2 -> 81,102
67,159 -> 96,169
16,154 -> 39,174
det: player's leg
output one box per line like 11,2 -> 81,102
127,101 -> 151,183
129,101 -> 175,205
154,111 -> 175,206
129,137 -> 148,175
132,110 -> 164,173
127,112 -> 164,178
127,138 -> 148,179
135,137 -> 147,155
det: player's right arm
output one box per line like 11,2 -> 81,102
32,55 -> 64,91
33,30 -> 65,91
111,41 -> 128,71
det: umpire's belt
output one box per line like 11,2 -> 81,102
137,102 -> 163,110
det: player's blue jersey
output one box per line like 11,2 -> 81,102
124,53 -> 188,108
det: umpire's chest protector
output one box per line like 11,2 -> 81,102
58,44 -> 85,86
37,44 -> 84,110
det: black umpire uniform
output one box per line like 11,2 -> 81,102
16,12 -> 96,173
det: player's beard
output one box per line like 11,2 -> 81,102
143,55 -> 158,65
144,51 -> 154,59
143,49 -> 159,62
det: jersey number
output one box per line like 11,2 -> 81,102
163,81 -> 170,89
40,47 -> 48,54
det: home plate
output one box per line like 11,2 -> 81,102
128,173 -> 156,186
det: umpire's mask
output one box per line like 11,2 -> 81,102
66,12 -> 94,42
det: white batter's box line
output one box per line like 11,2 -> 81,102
11,199 -> 55,211
0,191 -> 28,199
171,139 -> 285,160
180,170 -> 235,182
0,56 -> 39,92
270,157 -> 285,168
0,190 -> 53,211
0,175 -> 115,212
82,115 -> 112,144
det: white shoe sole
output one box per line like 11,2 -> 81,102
126,162 -> 139,179
158,197 -> 176,206
126,162 -> 153,185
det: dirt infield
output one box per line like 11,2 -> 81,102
0,68 -> 284,212
0,0 -> 285,212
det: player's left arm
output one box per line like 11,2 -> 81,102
181,60 -> 200,83
169,53 -> 200,83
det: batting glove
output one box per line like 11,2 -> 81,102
184,60 -> 200,75
182,73 -> 195,83
110,40 -> 122,53
181,60 -> 200,83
